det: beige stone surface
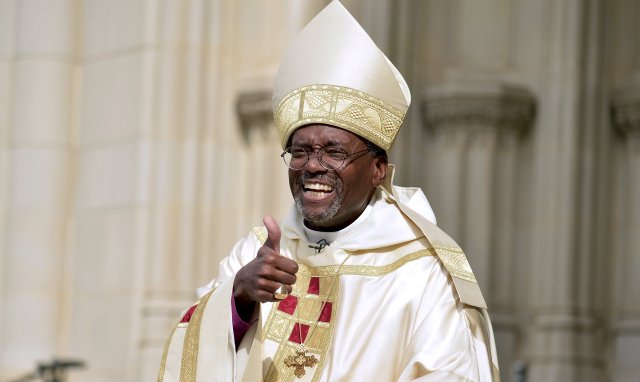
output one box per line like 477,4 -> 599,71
11,61 -> 73,146
67,295 -> 136,375
0,0 -> 14,57
82,0 -> 151,57
0,61 -> 10,134
6,148 -> 69,209
81,54 -> 148,145
15,0 -> 76,55
1,292 -> 59,365
76,144 -> 142,209
73,210 -> 137,294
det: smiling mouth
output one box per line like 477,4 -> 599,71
303,182 -> 335,200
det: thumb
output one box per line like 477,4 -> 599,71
263,215 -> 281,255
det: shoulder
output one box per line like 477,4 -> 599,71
228,226 -> 268,264
388,239 -> 480,311
197,227 -> 266,296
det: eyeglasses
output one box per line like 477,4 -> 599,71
280,146 -> 371,170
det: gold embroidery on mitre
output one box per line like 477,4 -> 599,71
275,85 -> 406,152
431,244 -> 477,283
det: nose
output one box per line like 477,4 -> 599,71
305,152 -> 326,172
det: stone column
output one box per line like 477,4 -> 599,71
136,1 -> 209,379
138,3 -> 294,380
526,0 -> 608,380
423,80 -> 535,373
237,90 -> 290,226
0,0 -> 77,377
610,87 -> 640,382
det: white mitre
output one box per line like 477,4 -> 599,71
272,0 -> 411,152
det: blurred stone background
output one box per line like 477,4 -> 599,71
0,0 -> 638,381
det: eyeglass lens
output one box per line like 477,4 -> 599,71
281,147 -> 348,170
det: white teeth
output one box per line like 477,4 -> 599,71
305,183 -> 334,192
307,191 -> 326,199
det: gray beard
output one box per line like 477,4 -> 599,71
294,175 -> 344,225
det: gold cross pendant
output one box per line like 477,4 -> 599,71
284,344 -> 318,378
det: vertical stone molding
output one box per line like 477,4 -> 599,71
523,0 -> 607,379
0,0 -> 77,377
610,87 -> 640,380
422,80 -> 536,372
139,3 -> 293,378
136,2 -> 208,379
236,89 -> 291,226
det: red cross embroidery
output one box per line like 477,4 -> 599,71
276,277 -> 332,344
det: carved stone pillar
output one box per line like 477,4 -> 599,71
0,0 -> 76,376
237,90 -> 291,226
610,87 -> 640,381
524,1 -> 608,380
137,2 -> 209,379
423,80 -> 536,374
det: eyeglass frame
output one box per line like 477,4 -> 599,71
280,146 -> 372,171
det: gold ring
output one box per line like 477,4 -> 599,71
273,284 -> 288,300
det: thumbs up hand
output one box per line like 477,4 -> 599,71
233,216 -> 299,318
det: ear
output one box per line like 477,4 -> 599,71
371,156 -> 388,188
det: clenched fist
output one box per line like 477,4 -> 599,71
233,216 -> 299,321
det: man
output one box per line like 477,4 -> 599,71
158,2 -> 499,381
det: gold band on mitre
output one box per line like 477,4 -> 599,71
275,84 -> 405,152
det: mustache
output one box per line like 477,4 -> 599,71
297,172 -> 337,187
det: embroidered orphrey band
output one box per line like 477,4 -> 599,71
431,244 -> 477,283
179,291 -> 214,382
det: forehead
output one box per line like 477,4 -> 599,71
290,124 -> 362,147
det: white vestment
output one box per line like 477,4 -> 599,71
158,185 -> 500,382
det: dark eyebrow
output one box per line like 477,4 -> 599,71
291,140 -> 345,149
323,140 -> 342,147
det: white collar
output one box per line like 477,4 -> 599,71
303,203 -> 372,245
282,187 -> 434,251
